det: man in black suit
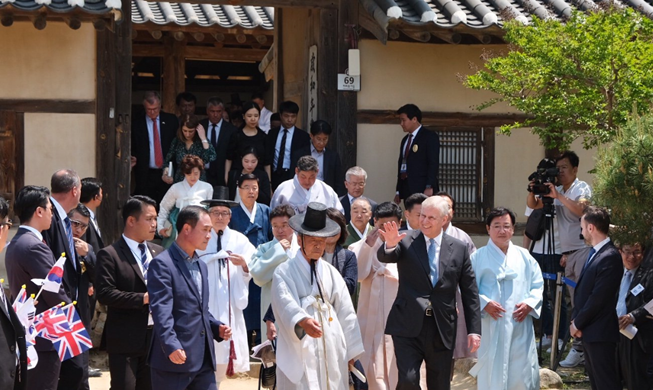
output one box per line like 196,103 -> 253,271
0,196 -> 27,390
96,195 -> 163,390
176,92 -> 196,120
200,97 -> 237,187
615,242 -> 653,389
42,169 -> 86,390
297,119 -> 345,196
5,186 -> 70,390
267,101 -> 310,190
131,91 -> 179,205
394,104 -> 440,206
340,166 -> 377,224
378,196 -> 481,389
570,206 -> 622,390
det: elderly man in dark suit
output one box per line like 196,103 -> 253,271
266,101 -> 310,190
340,166 -> 377,224
0,196 -> 27,390
615,242 -> 653,389
200,97 -> 237,187
95,195 -> 163,390
42,169 -> 86,390
5,186 -> 70,390
394,104 -> 440,206
378,196 -> 481,390
569,206 -> 623,390
147,206 -> 231,390
131,91 -> 179,204
297,120 -> 345,196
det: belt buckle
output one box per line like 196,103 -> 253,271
425,308 -> 433,317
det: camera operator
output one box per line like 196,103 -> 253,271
527,150 -> 592,368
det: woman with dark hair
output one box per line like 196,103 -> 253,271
225,101 -> 270,184
157,154 -> 213,247
227,147 -> 272,205
324,208 -> 358,296
162,115 -> 217,183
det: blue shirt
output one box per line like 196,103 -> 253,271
171,242 -> 202,297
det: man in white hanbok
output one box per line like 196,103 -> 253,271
270,156 -> 344,214
271,202 -> 364,390
349,201 -> 403,390
198,193 -> 255,387
249,204 -> 300,338
469,207 -> 543,390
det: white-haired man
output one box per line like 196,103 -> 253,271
340,166 -> 377,224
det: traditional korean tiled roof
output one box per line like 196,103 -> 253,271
0,0 -> 119,14
131,1 -> 274,29
361,0 -> 653,29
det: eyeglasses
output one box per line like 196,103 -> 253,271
209,211 -> 231,218
347,181 -> 366,188
0,219 -> 12,229
70,220 -> 89,230
240,185 -> 259,192
622,250 -> 643,258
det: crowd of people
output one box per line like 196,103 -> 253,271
0,93 -> 651,390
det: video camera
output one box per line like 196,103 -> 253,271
527,158 -> 559,196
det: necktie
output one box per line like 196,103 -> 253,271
581,248 -> 597,274
152,118 -> 163,168
217,231 -> 226,279
616,270 -> 633,316
138,243 -> 150,283
210,124 -> 217,148
64,217 -> 77,268
428,238 -> 438,286
276,129 -> 288,172
403,133 -> 413,160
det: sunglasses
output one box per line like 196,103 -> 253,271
0,219 -> 12,230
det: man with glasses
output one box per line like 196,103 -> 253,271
5,186 -> 69,390
339,166 -> 377,224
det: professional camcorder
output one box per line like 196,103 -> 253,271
527,158 -> 559,196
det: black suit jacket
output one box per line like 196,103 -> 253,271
131,112 -> 179,194
339,194 -> 378,224
297,146 -> 345,196
200,118 -> 238,187
84,220 -> 104,255
572,241 -> 623,343
95,237 -> 163,355
624,265 -> 653,351
396,127 -> 440,199
5,228 -> 70,352
42,203 -> 82,303
377,231 -> 481,349
266,126 -> 310,173
0,292 -> 26,390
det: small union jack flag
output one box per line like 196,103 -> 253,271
53,304 -> 92,361
34,305 -> 70,341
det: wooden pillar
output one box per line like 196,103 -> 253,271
273,8 -> 284,109
317,9 -> 338,126
334,0 -> 358,171
162,35 -> 186,114
96,0 -> 132,243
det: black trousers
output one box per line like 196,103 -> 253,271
584,341 -> 620,390
108,329 -> 153,390
618,334 -> 653,390
140,169 -> 170,206
393,315 -> 454,390
271,169 -> 292,191
26,350 -> 61,390
58,353 -> 85,390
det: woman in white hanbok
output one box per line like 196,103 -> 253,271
157,154 -> 213,248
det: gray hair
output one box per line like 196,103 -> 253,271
345,166 -> 368,182
422,196 -> 450,218
143,91 -> 161,105
296,156 -> 319,172
351,196 -> 372,209
51,169 -> 80,194
206,96 -> 225,109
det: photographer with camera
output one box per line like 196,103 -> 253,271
527,151 -> 592,368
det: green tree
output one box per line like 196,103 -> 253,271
465,7 -> 653,149
593,114 -> 653,246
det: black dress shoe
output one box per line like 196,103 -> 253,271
88,368 -> 102,377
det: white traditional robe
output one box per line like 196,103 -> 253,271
349,237 -> 399,390
469,240 -> 543,390
197,227 -> 255,380
249,234 -> 300,331
157,179 -> 213,232
270,175 -> 344,214
271,251 -> 364,390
